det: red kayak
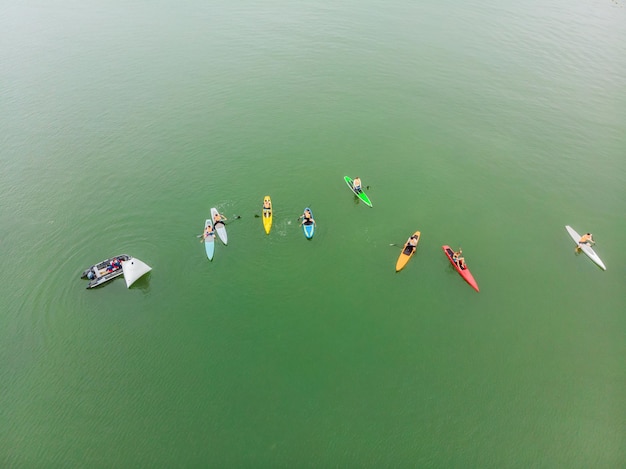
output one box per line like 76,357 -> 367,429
442,245 -> 479,292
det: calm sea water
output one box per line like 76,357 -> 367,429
1,0 -> 625,467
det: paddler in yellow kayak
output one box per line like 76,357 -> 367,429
405,234 -> 418,253
263,197 -> 272,217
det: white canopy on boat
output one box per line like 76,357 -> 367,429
122,257 -> 152,288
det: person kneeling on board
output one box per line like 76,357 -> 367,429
576,233 -> 594,251
578,233 -> 594,246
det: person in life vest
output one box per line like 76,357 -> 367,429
300,209 -> 315,226
405,235 -> 418,254
263,198 -> 272,217
107,258 -> 122,272
452,248 -> 466,269
213,211 -> 227,226
203,224 -> 215,240
352,177 -> 362,193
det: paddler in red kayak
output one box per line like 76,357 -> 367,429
452,248 -> 466,269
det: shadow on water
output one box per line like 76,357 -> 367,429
130,273 -> 152,294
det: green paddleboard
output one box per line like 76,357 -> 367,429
344,176 -> 372,207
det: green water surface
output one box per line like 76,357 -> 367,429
1,0 -> 625,466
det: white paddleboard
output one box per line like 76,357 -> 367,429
211,207 -> 228,245
565,225 -> 606,270
204,219 -> 215,260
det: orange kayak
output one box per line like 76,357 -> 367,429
395,231 -> 421,272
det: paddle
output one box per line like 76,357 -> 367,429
297,206 -> 312,223
226,215 -> 241,223
198,232 -> 213,242
216,215 -> 241,225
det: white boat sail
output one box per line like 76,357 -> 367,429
122,257 -> 152,288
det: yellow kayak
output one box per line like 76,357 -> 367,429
262,195 -> 272,234
395,231 -> 421,272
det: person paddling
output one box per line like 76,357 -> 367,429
404,235 -> 418,254
213,211 -> 227,226
263,198 -> 272,218
452,248 -> 466,269
203,224 -> 215,240
300,209 -> 315,226
352,177 -> 362,193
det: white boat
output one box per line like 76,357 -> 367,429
81,255 -> 152,288
565,225 -> 606,270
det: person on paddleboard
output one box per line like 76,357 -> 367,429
352,177 -> 362,193
213,212 -> 227,226
405,235 -> 418,252
203,224 -> 215,240
300,209 -> 315,225
263,198 -> 272,217
578,233 -> 594,246
452,249 -> 466,269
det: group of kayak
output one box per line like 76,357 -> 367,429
198,175 -> 607,293
392,223 -> 605,293
199,199 -> 316,261
394,231 -> 480,292
82,175 -> 603,291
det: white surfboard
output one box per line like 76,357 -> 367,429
565,225 -> 606,270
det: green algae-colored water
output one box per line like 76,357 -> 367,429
1,0 -> 625,466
